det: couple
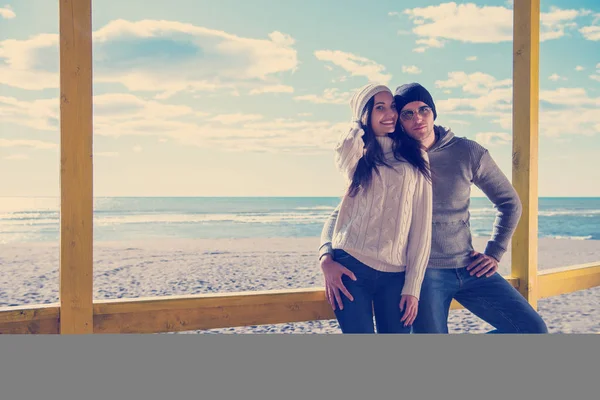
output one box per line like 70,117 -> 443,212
319,82 -> 548,334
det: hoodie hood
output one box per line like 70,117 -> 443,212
428,125 -> 455,153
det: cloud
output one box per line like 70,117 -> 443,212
0,5 -> 15,19
209,113 -> 264,125
132,145 -> 143,153
294,88 -> 351,105
0,95 -> 58,130
466,56 -> 477,61
590,63 -> 600,82
314,50 -> 392,84
0,19 -> 298,95
435,71 -> 512,98
5,154 -> 29,160
448,119 -> 470,125
398,3 -> 590,52
402,65 -> 422,74
3,91 -> 349,155
548,73 -> 567,81
579,13 -> 600,40
435,71 -> 600,139
0,138 -> 57,149
475,132 -> 511,146
248,85 -> 294,95
539,87 -> 600,107
575,66 -> 585,71
96,152 -> 119,158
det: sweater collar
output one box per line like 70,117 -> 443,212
375,135 -> 394,153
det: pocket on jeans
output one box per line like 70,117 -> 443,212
431,220 -> 473,258
333,249 -> 353,261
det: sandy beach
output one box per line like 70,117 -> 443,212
1,237 -> 599,334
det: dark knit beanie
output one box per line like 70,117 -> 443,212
394,83 -> 437,120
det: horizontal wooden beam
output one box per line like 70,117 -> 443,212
0,273 -> 590,334
92,277 -> 516,333
538,262 -> 600,299
93,288 -> 334,333
0,304 -> 60,334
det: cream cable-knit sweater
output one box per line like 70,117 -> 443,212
332,128 -> 432,299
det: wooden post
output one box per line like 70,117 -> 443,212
59,0 -> 94,333
511,0 -> 540,308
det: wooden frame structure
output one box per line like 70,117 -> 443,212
1,0 -> 599,334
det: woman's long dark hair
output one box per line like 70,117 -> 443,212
347,97 -> 431,197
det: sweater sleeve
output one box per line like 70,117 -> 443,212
473,150 -> 523,262
334,122 -> 365,183
318,204 -> 340,260
401,168 -> 433,299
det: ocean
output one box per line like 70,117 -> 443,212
0,196 -> 598,244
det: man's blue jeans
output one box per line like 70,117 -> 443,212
333,249 -> 411,334
412,267 -> 548,334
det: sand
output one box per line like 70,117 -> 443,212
1,237 -> 599,334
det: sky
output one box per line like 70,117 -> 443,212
0,0 -> 599,197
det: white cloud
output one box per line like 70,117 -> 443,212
314,50 -> 392,84
132,145 -> 143,153
578,13 -> 600,41
402,65 -> 422,74
96,152 -> 119,158
475,132 -> 511,146
575,66 -> 585,71
590,63 -> 600,81
210,113 -> 263,125
438,73 -> 600,139
248,85 -> 294,95
294,88 -> 351,105
436,71 -> 512,96
399,3 -> 590,52
0,5 -> 15,19
548,73 -> 567,81
0,138 -> 57,149
540,88 -> 600,107
2,91 -> 349,155
466,56 -> 477,61
0,19 -> 298,95
0,95 -> 58,130
5,154 -> 29,160
580,26 -> 600,40
415,38 -> 444,48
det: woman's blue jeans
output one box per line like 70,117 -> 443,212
332,249 -> 411,334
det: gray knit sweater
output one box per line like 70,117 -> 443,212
320,127 -> 522,269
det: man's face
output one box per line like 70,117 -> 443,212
398,101 -> 435,146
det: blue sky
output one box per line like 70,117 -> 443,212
0,0 -> 599,197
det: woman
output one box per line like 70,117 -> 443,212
319,83 -> 432,333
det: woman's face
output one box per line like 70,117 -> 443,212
370,91 -> 398,137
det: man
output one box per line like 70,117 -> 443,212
319,82 -> 548,334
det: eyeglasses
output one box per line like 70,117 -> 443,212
399,106 -> 432,122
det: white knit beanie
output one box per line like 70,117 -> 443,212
349,83 -> 392,122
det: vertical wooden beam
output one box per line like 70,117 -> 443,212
511,0 -> 540,308
59,0 -> 94,333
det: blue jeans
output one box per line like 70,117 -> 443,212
412,267 -> 548,334
332,250 -> 411,334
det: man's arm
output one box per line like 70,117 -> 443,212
318,205 -> 340,260
473,150 -> 523,262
